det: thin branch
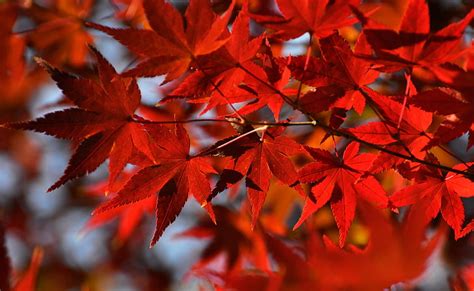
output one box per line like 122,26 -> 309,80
136,61 -> 474,179
359,87 -> 469,168
133,115 -> 474,178
316,122 -> 474,178
238,64 -> 474,179
135,118 -> 234,124
135,117 -> 316,127
214,125 -> 268,150
420,132 -> 469,167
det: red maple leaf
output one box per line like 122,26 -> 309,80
209,126 -> 304,226
7,47 -> 157,191
349,87 -> 433,176
223,202 -> 443,290
0,3 -> 44,107
355,0 -> 474,71
295,142 -> 387,247
234,46 -> 297,121
290,32 -> 379,115
112,0 -> 147,27
250,0 -> 361,40
25,0 -> 95,67
87,0 -> 234,82
303,202 -> 445,289
165,6 -> 265,116
390,160 -> 474,237
410,85 -> 474,150
93,124 -> 217,246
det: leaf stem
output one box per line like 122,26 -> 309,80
295,33 -> 313,103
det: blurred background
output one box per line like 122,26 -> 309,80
1,0 -> 474,290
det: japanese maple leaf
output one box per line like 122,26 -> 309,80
250,0 -> 361,40
210,126 -> 304,226
219,232 -> 310,291
304,201 -> 445,289
26,0 -> 95,67
410,83 -> 474,149
431,60 -> 474,148
177,206 -> 269,272
87,0 -> 234,82
7,48 -> 157,191
165,6 -> 265,115
290,32 -> 379,115
390,161 -> 474,237
295,142 -> 387,247
231,202 -> 442,290
93,124 -> 217,246
236,50 -> 295,121
356,0 -> 474,71
349,88 -> 433,176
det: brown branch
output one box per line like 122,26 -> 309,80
237,63 -> 474,180
135,116 -> 474,178
135,117 -> 316,127
136,62 -> 474,179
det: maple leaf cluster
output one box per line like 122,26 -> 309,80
2,0 -> 474,289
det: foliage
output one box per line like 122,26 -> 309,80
1,0 -> 474,289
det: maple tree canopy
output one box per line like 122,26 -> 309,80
1,0 -> 474,290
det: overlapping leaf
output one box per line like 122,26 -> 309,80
390,160 -> 474,237
356,0 -> 474,71
93,124 -> 217,245
250,0 -> 361,40
210,126 -> 304,226
83,171 -> 155,244
88,0 -> 234,82
220,202 -> 443,290
410,81 -> 474,149
295,142 -> 387,246
350,88 -> 433,176
290,32 -> 379,115
166,6 -> 265,115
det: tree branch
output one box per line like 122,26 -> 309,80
237,63 -> 474,180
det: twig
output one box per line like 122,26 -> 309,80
238,63 -> 474,179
